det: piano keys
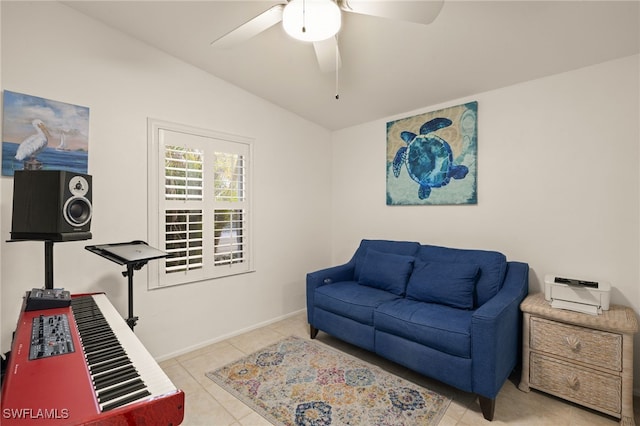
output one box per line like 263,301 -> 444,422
1,293 -> 184,425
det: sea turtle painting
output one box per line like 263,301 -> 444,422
392,117 -> 469,200
387,101 -> 477,205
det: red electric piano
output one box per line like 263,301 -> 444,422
1,290 -> 184,425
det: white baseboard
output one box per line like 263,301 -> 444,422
155,308 -> 307,362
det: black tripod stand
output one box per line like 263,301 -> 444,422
85,241 -> 167,331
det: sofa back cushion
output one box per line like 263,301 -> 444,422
405,260 -> 479,309
416,245 -> 507,306
357,249 -> 415,296
353,240 -> 420,281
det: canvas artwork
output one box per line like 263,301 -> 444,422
386,101 -> 477,205
2,90 -> 89,176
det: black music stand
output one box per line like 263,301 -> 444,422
85,240 -> 167,330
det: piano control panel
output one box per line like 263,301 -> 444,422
29,313 -> 75,360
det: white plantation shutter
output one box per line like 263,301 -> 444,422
164,145 -> 203,201
213,152 -> 245,201
148,119 -> 253,288
213,151 -> 246,266
165,209 -> 203,273
214,208 -> 245,265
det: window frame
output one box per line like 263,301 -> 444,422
147,118 -> 254,289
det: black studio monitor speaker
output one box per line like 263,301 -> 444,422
11,170 -> 93,242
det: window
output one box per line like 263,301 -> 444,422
148,119 -> 253,288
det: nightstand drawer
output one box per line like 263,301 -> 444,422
531,317 -> 622,371
530,352 -> 621,414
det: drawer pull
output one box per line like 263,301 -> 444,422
564,335 -> 581,352
566,374 -> 580,390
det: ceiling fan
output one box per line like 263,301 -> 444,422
210,0 -> 444,73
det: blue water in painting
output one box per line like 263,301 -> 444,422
2,142 -> 88,176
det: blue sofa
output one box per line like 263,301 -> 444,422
306,240 -> 529,421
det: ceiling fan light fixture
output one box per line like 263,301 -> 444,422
283,0 -> 342,42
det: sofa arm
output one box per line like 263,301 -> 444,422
471,261 -> 529,398
306,263 -> 355,324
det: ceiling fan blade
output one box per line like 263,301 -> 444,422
211,4 -> 285,48
313,37 -> 342,73
340,0 -> 444,25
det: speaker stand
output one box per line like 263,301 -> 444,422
44,240 -> 54,290
85,241 -> 167,331
8,230 -> 92,292
6,239 -> 58,290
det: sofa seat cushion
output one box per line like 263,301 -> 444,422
315,281 -> 401,325
374,299 -> 473,358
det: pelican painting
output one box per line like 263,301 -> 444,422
2,90 -> 90,176
14,119 -> 51,170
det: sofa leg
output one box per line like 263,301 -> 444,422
478,396 -> 495,421
310,325 -> 319,339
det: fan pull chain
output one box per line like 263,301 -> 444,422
335,36 -> 340,100
302,0 -> 307,34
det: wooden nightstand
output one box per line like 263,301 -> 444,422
519,293 -> 638,425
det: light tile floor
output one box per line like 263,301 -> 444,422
160,311 -> 640,425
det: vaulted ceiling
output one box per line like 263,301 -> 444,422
64,1 -> 639,130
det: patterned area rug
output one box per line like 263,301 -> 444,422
206,336 -> 451,425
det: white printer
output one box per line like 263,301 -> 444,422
544,274 -> 611,315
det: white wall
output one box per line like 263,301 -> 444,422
332,55 -> 640,388
0,1 -> 332,359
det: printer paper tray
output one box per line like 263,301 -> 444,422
551,299 -> 601,315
